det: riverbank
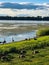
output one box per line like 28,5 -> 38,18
0,36 -> 49,65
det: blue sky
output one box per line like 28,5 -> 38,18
0,0 -> 49,3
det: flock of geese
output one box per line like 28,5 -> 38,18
0,37 -> 37,44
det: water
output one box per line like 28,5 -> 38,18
0,20 -> 49,43
0,31 -> 36,43
0,20 -> 49,23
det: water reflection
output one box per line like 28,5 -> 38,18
0,31 -> 36,43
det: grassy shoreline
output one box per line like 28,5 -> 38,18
0,36 -> 49,65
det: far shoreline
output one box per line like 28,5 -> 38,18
0,16 -> 49,21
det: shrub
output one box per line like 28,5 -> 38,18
3,51 -> 9,55
1,54 -> 14,62
9,47 -> 20,54
36,28 -> 49,37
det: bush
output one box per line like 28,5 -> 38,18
36,28 -> 49,37
1,54 -> 14,62
9,47 -> 20,54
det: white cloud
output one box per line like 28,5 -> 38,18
19,2 -> 32,4
0,8 -> 17,16
0,2 -> 49,16
0,8 -> 49,17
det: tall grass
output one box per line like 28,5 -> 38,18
36,28 -> 49,37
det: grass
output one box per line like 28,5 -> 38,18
0,36 -> 49,65
36,28 -> 49,37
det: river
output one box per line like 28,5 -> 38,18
0,20 -> 49,43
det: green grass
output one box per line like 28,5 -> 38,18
36,28 -> 49,37
0,36 -> 49,65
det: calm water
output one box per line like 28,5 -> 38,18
0,20 -> 49,23
0,20 -> 49,43
0,31 -> 36,43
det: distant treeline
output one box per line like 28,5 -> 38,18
0,16 -> 49,21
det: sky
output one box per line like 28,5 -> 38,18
0,0 -> 49,3
0,0 -> 49,16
